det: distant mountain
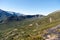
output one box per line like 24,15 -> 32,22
0,9 -> 12,23
0,9 -> 44,23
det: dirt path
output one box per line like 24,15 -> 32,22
43,25 -> 60,40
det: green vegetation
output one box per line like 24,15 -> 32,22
0,11 -> 60,40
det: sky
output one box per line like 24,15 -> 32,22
0,0 -> 60,15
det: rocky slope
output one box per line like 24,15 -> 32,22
43,25 -> 60,40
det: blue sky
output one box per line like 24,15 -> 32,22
0,0 -> 60,15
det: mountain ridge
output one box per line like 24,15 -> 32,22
0,9 -> 44,23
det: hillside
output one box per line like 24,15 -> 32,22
0,10 -> 60,40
